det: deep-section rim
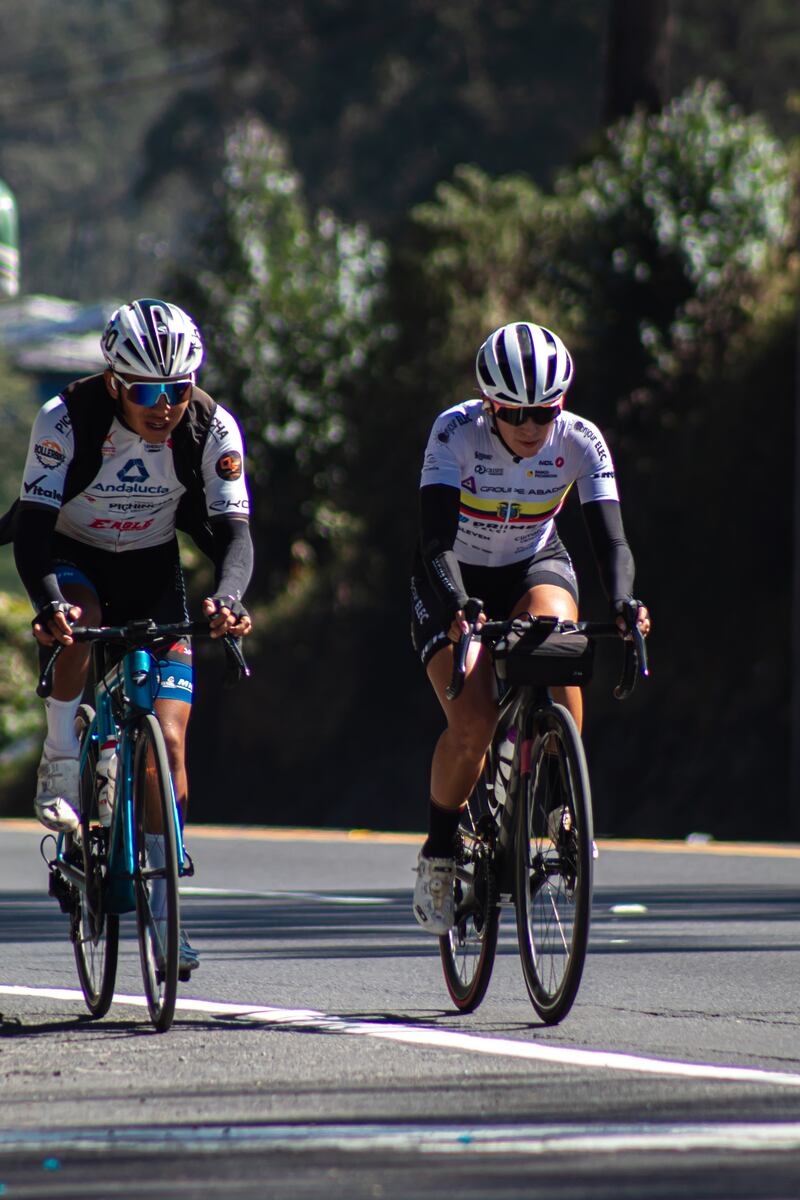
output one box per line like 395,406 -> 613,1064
514,702 -> 593,1024
72,703 -> 119,1018
132,713 -> 180,1033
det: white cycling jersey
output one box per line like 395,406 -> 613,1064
420,398 -> 618,567
20,396 -> 250,552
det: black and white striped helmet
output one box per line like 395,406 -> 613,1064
101,298 -> 204,379
476,322 -> 574,407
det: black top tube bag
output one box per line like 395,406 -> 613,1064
493,618 -> 594,687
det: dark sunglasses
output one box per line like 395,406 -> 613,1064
113,373 -> 193,408
493,403 -> 561,427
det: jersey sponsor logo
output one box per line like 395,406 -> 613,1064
209,416 -> 229,444
23,475 -> 62,502
475,451 -> 492,460
436,412 -> 470,443
158,673 -> 193,694
89,517 -> 155,532
34,439 -> 66,469
108,500 -> 157,513
572,422 -> 607,463
474,465 -> 503,476
117,458 -> 150,483
93,481 -> 169,495
461,476 -> 476,494
591,470 -> 616,479
209,498 -> 249,512
54,413 -> 72,437
100,433 -> 116,458
556,456 -> 565,468
534,470 -> 556,477
411,579 -> 430,625
144,440 -> 166,453
498,502 -> 521,520
216,451 -> 242,481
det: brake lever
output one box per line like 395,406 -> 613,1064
36,643 -> 64,699
221,634 -> 251,685
446,597 -> 482,702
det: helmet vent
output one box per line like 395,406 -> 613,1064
516,323 -> 537,400
494,335 -> 516,394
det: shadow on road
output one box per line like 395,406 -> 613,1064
3,881 -> 800,962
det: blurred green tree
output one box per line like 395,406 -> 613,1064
177,116 -> 391,596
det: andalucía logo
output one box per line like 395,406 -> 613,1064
117,458 -> 150,484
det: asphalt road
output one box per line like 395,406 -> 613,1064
1,820 -> 800,1198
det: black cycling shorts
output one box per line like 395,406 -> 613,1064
410,535 -> 579,667
51,534 -> 188,625
50,535 -> 194,704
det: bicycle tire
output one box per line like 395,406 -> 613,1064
72,704 -> 119,1018
132,713 -> 180,1033
439,760 -> 501,1013
514,703 -> 593,1024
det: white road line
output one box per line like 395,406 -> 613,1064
3,984 -> 800,1090
1,1121 -> 800,1156
180,886 -> 392,906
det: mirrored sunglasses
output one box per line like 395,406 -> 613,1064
114,373 -> 193,408
493,403 -> 561,427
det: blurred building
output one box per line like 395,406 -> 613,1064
0,294 -> 117,401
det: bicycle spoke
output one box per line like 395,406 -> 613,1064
515,705 -> 593,1024
439,766 -> 500,1012
71,705 -> 119,1018
132,715 -> 180,1032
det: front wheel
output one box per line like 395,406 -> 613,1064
515,704 -> 593,1024
132,714 -> 180,1033
72,704 -> 119,1018
439,761 -> 501,1012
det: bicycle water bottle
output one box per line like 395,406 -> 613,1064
96,737 -> 117,828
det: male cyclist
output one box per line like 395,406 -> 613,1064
7,298 -> 253,973
410,321 -> 650,934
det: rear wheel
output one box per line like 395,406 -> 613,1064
515,704 -> 593,1024
72,704 -> 119,1018
439,760 -> 500,1012
132,714 -> 180,1033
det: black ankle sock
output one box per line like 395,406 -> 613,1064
423,799 -> 462,858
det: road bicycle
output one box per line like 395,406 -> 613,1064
38,618 -> 249,1033
440,598 -> 648,1024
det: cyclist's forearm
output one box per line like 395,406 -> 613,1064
419,484 -> 469,613
209,516 -> 253,602
581,499 -> 635,605
13,504 -> 67,610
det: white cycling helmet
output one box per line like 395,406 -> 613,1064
101,298 -> 204,379
476,321 -> 573,407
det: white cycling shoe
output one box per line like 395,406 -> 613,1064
34,755 -> 80,833
413,850 -> 456,935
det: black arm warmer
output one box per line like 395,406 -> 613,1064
209,516 -> 254,602
13,504 -> 66,611
581,499 -> 635,607
419,484 -> 468,614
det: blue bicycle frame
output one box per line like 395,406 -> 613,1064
55,645 -> 187,915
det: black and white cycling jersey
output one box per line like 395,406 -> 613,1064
420,399 -> 618,567
20,396 -> 250,553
